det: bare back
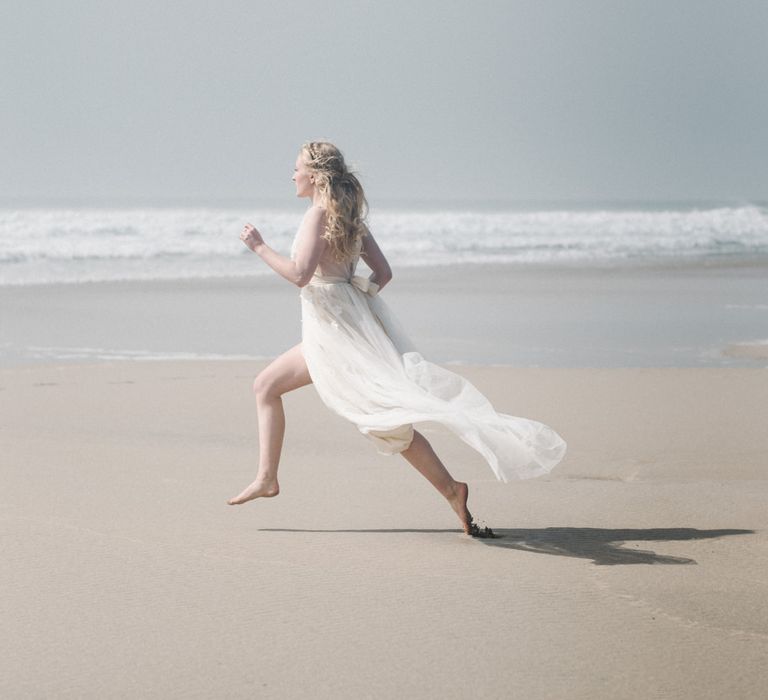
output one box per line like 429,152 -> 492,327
290,210 -> 364,280
314,236 -> 363,279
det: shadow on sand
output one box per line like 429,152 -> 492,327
261,527 -> 753,565
478,527 -> 754,565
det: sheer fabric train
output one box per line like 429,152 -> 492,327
292,234 -> 567,482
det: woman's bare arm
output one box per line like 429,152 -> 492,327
241,207 -> 327,287
360,228 -> 393,291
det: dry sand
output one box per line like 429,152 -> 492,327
2,361 -> 767,698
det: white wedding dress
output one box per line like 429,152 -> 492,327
292,230 -> 566,482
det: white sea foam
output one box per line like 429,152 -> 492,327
1,204 -> 767,286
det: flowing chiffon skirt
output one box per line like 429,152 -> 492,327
299,274 -> 566,482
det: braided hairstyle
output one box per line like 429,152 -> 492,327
301,141 -> 369,261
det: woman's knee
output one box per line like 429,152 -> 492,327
252,371 -> 277,400
253,346 -> 311,400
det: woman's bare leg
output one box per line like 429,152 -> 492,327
228,343 -> 312,505
400,430 -> 473,534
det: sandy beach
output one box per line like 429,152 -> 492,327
2,359 -> 766,698
5,0 -> 768,694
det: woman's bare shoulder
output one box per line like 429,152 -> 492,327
301,205 -> 328,229
304,204 -> 327,217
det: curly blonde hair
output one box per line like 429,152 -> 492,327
301,141 -> 369,261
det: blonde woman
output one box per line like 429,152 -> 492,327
228,142 -> 566,535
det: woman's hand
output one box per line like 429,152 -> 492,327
240,223 -> 264,252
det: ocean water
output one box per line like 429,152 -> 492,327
2,203 -> 768,286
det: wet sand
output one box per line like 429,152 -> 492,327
2,261 -> 768,368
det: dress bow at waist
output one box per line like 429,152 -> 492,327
350,275 -> 380,296
310,274 -> 380,297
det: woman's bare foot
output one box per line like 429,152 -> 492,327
446,481 -> 473,534
227,478 -> 280,505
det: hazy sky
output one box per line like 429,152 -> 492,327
2,0 -> 767,204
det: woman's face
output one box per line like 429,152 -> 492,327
292,153 -> 314,198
